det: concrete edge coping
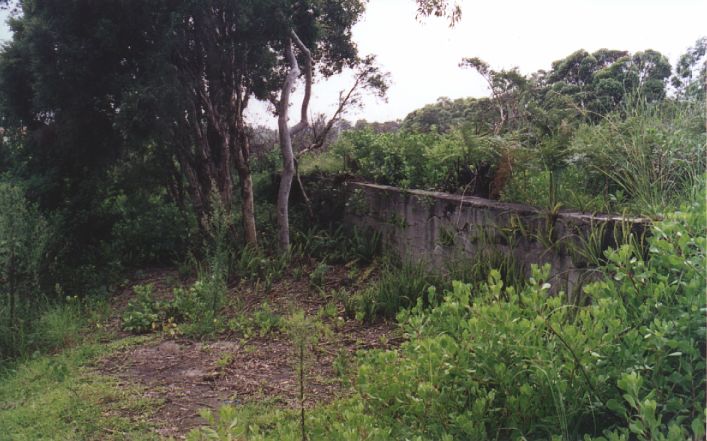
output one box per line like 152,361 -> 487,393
348,181 -> 653,225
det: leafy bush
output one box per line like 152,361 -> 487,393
332,128 -> 510,196
337,260 -> 440,322
227,302 -> 283,339
172,277 -> 226,337
121,284 -> 162,334
104,191 -> 195,267
122,277 -> 227,337
355,200 -> 705,440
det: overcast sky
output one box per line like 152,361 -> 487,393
1,1 -> 705,126
255,0 -> 707,126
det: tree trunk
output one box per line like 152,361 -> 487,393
238,166 -> 258,247
276,33 -> 312,251
277,105 -> 296,250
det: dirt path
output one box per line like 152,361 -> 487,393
97,265 -> 397,438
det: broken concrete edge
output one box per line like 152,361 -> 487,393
347,181 -> 653,226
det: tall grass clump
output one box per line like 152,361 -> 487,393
571,97 -> 705,215
338,259 -> 441,322
0,182 -> 50,358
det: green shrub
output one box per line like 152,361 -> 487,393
105,191 -> 195,267
122,276 -> 227,337
332,128 -> 510,195
227,302 -> 283,339
338,260 -> 440,322
309,261 -> 328,291
0,182 -> 51,358
352,199 -> 705,440
121,284 -> 162,334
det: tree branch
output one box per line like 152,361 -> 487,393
289,30 -> 312,135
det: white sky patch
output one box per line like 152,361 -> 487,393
1,1 -> 705,127
250,0 -> 707,127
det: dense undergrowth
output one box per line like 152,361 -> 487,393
188,197 -> 706,441
302,99 -> 704,216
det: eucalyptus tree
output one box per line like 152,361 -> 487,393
459,57 -> 529,135
273,0 -> 450,250
671,36 -> 706,101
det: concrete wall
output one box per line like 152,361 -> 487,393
344,182 -> 650,296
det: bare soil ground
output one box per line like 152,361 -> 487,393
97,264 -> 397,439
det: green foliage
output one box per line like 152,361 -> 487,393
356,201 -> 704,439
570,98 -> 705,215
502,167 -> 609,212
309,261 -> 329,291
196,199 -> 705,440
0,182 -> 51,358
121,284 -> 162,334
227,303 -> 283,339
333,128 -> 509,196
187,405 -> 242,441
339,260 -> 440,322
293,225 -> 381,265
122,275 -> 227,338
104,192 -> 195,268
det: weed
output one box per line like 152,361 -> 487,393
309,261 -> 328,291
0,338 -> 159,440
227,303 -> 283,339
388,213 -> 407,229
284,311 -> 320,441
121,284 -> 161,334
437,225 -> 456,247
215,353 -> 234,369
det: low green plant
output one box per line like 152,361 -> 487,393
437,225 -> 456,247
186,405 -> 242,441
227,303 -> 283,339
252,303 -> 283,336
293,225 -> 381,265
170,279 -> 225,337
335,260 -> 440,322
215,353 -> 234,370
121,284 -> 162,334
122,273 -> 227,338
30,295 -> 85,350
309,261 -> 328,291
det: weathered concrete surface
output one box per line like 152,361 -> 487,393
344,182 -> 651,296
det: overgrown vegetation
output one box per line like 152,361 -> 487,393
0,1 -> 703,438
191,199 -> 705,440
307,94 -> 704,215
